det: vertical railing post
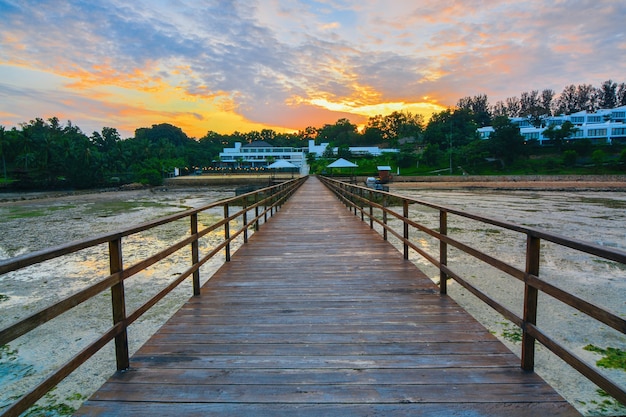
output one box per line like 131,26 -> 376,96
360,188 -> 364,221
403,200 -> 409,260
439,210 -> 448,295
264,190 -> 268,224
255,192 -> 260,231
191,213 -> 200,296
369,190 -> 374,229
522,234 -> 540,371
109,238 -> 129,371
382,195 -> 388,241
243,197 -> 249,244
224,203 -> 231,262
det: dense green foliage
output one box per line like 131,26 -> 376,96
1,80 -> 625,189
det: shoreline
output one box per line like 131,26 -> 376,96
1,174 -> 625,204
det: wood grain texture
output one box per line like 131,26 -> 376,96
76,176 -> 580,416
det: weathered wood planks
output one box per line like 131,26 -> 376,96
76,176 -> 580,416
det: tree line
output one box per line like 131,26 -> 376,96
1,80 -> 625,189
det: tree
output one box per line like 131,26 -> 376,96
305,152 -> 316,166
555,84 -> 578,115
598,80 -> 617,109
618,83 -> 626,106
484,116 -> 526,165
337,144 -> 352,159
540,89 -> 555,116
541,121 -> 578,150
576,84 -> 597,112
519,90 -> 540,117
562,150 -> 577,167
316,119 -> 358,147
91,127 -> 123,175
364,111 -> 423,147
136,123 -> 192,146
505,96 -> 521,117
591,149 -> 606,172
423,109 -> 478,152
457,94 -> 491,127
491,100 -> 508,117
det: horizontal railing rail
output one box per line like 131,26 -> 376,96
0,176 -> 307,417
319,175 -> 626,405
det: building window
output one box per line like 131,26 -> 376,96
612,128 -> 626,136
523,132 -> 539,140
571,116 -> 584,124
587,116 -> 602,123
587,129 -> 607,137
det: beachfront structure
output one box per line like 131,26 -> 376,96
218,140 -> 399,171
477,105 -> 626,145
218,141 -> 305,169
307,141 -> 399,157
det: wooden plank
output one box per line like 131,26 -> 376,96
76,176 -> 580,416
77,402 -> 580,417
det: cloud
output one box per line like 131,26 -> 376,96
0,0 -> 625,136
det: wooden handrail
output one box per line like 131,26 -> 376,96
0,176 -> 307,417
319,175 -> 626,405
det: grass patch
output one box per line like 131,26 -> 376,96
0,294 -> 9,303
0,344 -> 18,361
3,205 -> 77,220
585,389 -> 626,414
499,322 -> 523,343
22,390 -> 88,417
83,201 -> 172,217
584,344 -> 626,370
477,228 -> 501,234
577,197 -> 626,210
592,259 -> 626,271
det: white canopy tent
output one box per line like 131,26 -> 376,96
267,160 -> 298,169
267,159 -> 298,182
326,158 -> 358,183
327,158 -> 358,168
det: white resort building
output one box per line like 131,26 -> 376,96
478,105 -> 626,145
218,140 -> 398,172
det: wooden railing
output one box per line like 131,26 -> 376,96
0,176 -> 307,417
319,175 -> 626,405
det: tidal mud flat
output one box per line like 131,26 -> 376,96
0,186 -> 238,415
387,185 -> 626,416
1,182 -> 625,416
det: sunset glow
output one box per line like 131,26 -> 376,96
0,1 -> 624,138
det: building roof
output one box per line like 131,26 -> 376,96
267,160 -> 297,169
243,141 -> 274,148
327,158 -> 358,168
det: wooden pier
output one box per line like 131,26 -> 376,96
76,177 -> 580,416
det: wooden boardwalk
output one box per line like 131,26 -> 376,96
76,176 -> 580,416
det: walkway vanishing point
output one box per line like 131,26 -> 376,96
76,177 -> 580,416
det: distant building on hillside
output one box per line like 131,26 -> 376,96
478,105 -> 626,145
218,141 -> 305,168
218,140 -> 399,172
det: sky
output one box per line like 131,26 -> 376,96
1,0 -> 625,139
